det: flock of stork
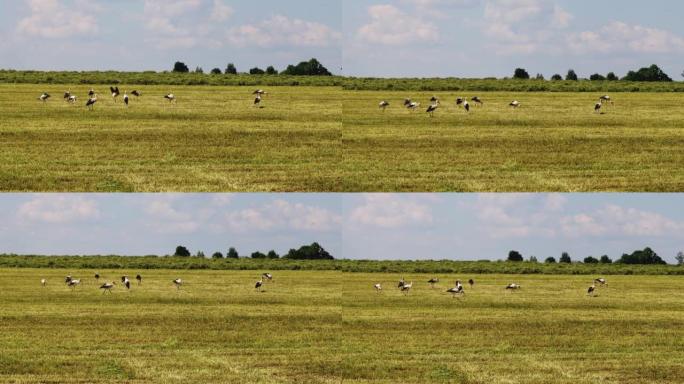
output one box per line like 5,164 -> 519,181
40,272 -> 274,293
37,88 -> 268,109
379,95 -> 614,116
373,277 -> 608,297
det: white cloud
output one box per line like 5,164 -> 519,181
17,0 -> 99,38
356,4 -> 439,46
567,21 -> 684,55
348,195 -> 433,229
561,205 -> 684,238
225,200 -> 341,232
18,196 -> 100,223
227,15 -> 341,48
210,0 -> 233,22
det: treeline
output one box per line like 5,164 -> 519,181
174,58 -> 333,77
512,64 -> 674,82
172,242 -> 334,260
1,255 -> 683,275
507,247 -> 676,265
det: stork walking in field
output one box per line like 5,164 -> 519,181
41,278 -> 47,287
86,94 -> 98,110
456,97 -> 464,106
400,281 -> 413,295
463,100 -> 470,112
253,94 -> 262,107
38,92 -> 50,102
471,96 -> 483,106
255,278 -> 264,292
110,86 -> 120,102
173,278 -> 183,290
446,280 -> 464,298
505,283 -> 521,290
594,102 -> 602,114
67,279 -> 81,289
509,100 -> 521,108
136,274 -> 142,285
262,273 -> 273,281
594,278 -> 607,286
468,279 -> 474,288
404,98 -> 420,111
253,89 -> 267,96
131,90 -> 141,97
67,95 -> 77,103
379,100 -> 390,111
587,284 -> 596,296
427,278 -> 439,288
94,273 -> 100,282
100,282 -> 115,294
426,102 -> 439,117
374,283 -> 382,292
397,277 -> 405,289
599,95 -> 613,105
122,276 -> 131,290
123,91 -> 129,107
164,93 -> 176,103
88,89 -> 95,97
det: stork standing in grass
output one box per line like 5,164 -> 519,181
123,91 -> 129,107
379,100 -> 390,111
131,90 -> 141,97
94,273 -> 100,282
594,278 -> 607,286
428,278 -> 439,288
100,282 -> 115,294
253,89 -> 267,96
123,276 -> 131,290
63,91 -> 71,101
463,99 -> 470,113
447,280 -> 464,298
67,95 -> 77,103
587,284 -> 596,296
254,94 -> 262,107
471,96 -> 483,106
136,274 -> 142,285
599,95 -> 613,105
86,94 -> 98,110
426,101 -> 439,117
468,279 -> 474,288
164,93 -> 176,103
65,275 -> 72,284
505,283 -> 521,290
88,89 -> 95,97
374,283 -> 382,292
594,102 -> 602,114
67,279 -> 81,289
397,277 -> 405,289
110,86 -> 120,102
456,97 -> 464,106
38,93 -> 50,102
262,273 -> 273,281
400,281 -> 413,295
404,98 -> 420,111
41,278 -> 47,287
509,100 -> 521,109
173,278 -> 183,290
255,278 -> 264,292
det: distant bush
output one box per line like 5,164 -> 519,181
249,67 -> 265,75
545,257 -> 557,263
617,247 -> 667,265
623,64 -> 672,82
281,58 -> 332,76
589,73 -> 606,81
584,256 -> 599,264
174,246 -> 191,257
600,255 -> 612,264
507,250 -> 524,262
551,74 -> 563,81
173,62 -> 189,73
560,252 -> 572,263
566,69 -> 578,81
513,68 -> 530,79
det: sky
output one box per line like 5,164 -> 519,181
343,0 -> 684,78
2,1 -> 683,79
2,193 -> 684,263
0,0 -> 342,73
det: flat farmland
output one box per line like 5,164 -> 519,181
342,91 -> 684,191
1,269 -> 683,383
0,84 -> 341,192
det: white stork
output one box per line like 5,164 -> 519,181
594,102 -> 602,114
63,91 -> 71,101
253,89 -> 267,96
67,95 -> 77,103
456,97 -> 464,106
136,274 -> 142,285
123,276 -> 131,290
400,281 -> 413,295
41,278 -> 47,287
426,102 -> 439,117
253,94 -> 262,107
594,278 -> 607,286
587,284 -> 596,296
446,281 -> 464,297
463,100 -> 470,112
100,282 -> 115,294
262,273 -> 273,281
86,94 -> 98,110
379,101 -> 390,111
88,89 -> 95,97
404,98 -> 420,111
123,91 -> 129,107
164,94 -> 176,103
38,93 -> 50,102
427,278 -> 439,288
599,95 -> 613,105
110,86 -> 120,102
397,277 -> 405,289
65,275 -> 72,284
468,279 -> 474,288
471,96 -> 483,106
67,279 -> 81,289
509,100 -> 521,108
173,278 -> 183,289
374,283 -> 382,292
505,283 -> 521,290
131,90 -> 141,97
255,278 -> 263,291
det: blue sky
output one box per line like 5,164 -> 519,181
1,194 -> 684,263
0,0 -> 341,73
343,0 -> 684,78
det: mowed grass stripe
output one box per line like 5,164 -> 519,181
342,91 -> 684,191
1,269 -> 683,383
0,84 -> 341,192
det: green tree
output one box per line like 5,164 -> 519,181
249,67 -> 265,75
173,61 -> 190,73
225,63 -> 237,75
281,58 -> 332,76
227,247 -> 239,259
622,64 -> 672,82
251,251 -> 267,259
551,74 -> 563,81
676,251 -> 684,266
283,242 -> 334,260
507,250 -> 524,262
195,250 -> 205,258
513,68 -> 530,79
545,257 -> 557,263
194,66 -> 204,74
565,69 -> 578,81
529,256 -> 538,263
210,68 -> 222,74
617,247 -> 666,264
606,72 -> 618,81
584,256 -> 599,264
560,252 -> 571,263
267,250 -> 279,259
600,255 -> 612,264
266,66 -> 278,75
589,73 -> 605,81
535,73 -> 545,80
212,251 -> 224,259
174,245 -> 191,257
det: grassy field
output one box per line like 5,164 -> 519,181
343,91 -> 684,191
2,268 -> 683,383
0,84 -> 341,192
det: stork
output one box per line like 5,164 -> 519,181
123,276 -> 131,290
594,278 -> 607,286
123,91 -> 129,107
38,93 -> 50,102
505,283 -> 521,290
456,97 -> 464,106
594,102 -> 602,114
255,278 -> 263,291
262,273 -> 273,281
374,283 -> 382,292
599,95 -> 613,105
173,278 -> 183,289
164,93 -> 176,103
63,91 -> 71,100
463,100 -> 470,112
426,102 -> 439,117
468,279 -> 474,288
447,281 -> 464,298
427,278 -> 439,288
404,98 -> 420,111
110,86 -> 120,102
254,94 -> 262,107
253,89 -> 267,96
587,284 -> 596,296
136,274 -> 142,285
379,101 -> 390,111
397,277 -> 405,289
88,89 -> 95,97
41,278 -> 47,287
400,281 -> 413,295
131,90 -> 141,97
86,94 -> 98,110
67,95 -> 77,103
67,279 -> 81,289
471,96 -> 483,106
100,282 -> 115,294
509,100 -> 521,108
430,96 -> 439,103
94,273 -> 100,282
65,275 -> 72,284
